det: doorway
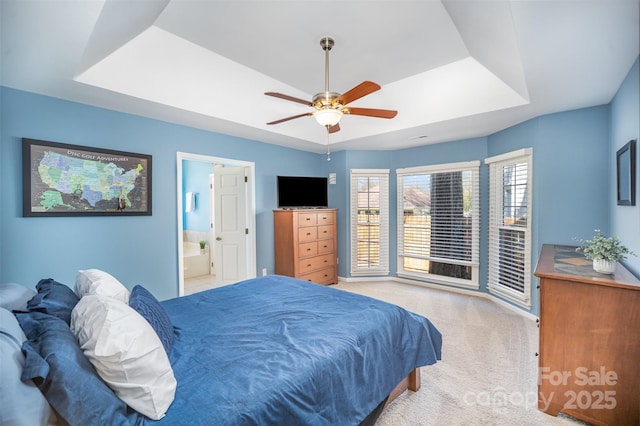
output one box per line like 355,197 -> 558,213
176,152 -> 256,296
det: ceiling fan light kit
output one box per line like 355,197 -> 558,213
265,36 -> 397,134
314,108 -> 343,127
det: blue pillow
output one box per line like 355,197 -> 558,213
26,278 -> 79,325
16,311 -> 141,426
129,285 -> 174,355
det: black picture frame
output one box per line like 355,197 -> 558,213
616,139 -> 636,206
22,138 -> 152,217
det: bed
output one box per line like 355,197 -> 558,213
1,273 -> 442,426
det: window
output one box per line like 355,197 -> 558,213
486,149 -> 532,308
396,161 -> 480,288
350,170 -> 389,275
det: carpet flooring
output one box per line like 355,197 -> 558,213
334,280 -> 584,426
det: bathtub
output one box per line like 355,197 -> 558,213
183,241 -> 210,278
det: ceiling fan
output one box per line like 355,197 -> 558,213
265,37 -> 397,133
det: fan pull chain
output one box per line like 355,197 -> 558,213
326,128 -> 331,161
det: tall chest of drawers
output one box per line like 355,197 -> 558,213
274,209 -> 337,285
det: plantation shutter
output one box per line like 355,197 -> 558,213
396,161 -> 480,288
350,169 -> 389,275
486,149 -> 533,308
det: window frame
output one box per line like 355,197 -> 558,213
485,148 -> 533,308
396,161 -> 480,289
349,169 -> 390,276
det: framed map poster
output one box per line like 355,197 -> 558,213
22,138 -> 152,217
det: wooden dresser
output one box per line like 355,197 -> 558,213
534,244 -> 640,425
274,209 -> 337,285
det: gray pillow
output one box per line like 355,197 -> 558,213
0,283 -> 36,311
0,307 -> 54,426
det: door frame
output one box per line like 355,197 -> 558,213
176,152 -> 256,296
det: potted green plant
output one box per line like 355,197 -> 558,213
575,229 -> 636,274
199,240 -> 208,254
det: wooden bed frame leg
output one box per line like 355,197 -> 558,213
384,368 -> 421,408
408,367 -> 421,391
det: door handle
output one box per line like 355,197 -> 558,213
216,237 -> 222,241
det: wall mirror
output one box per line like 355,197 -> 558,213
616,139 -> 636,206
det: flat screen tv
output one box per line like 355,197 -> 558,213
277,176 -> 328,209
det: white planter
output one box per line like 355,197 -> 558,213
593,258 -> 616,274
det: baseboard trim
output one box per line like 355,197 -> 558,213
337,275 -> 539,322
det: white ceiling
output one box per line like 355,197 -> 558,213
1,0 -> 638,153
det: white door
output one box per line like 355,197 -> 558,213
212,165 -> 247,284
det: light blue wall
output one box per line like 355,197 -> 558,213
182,160 -> 211,232
610,57 -> 640,275
2,53 -> 638,314
327,108 -> 611,316
489,106 -> 611,250
489,106 -> 611,313
0,87 -> 322,300
324,150 -> 394,278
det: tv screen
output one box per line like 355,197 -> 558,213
277,176 -> 328,208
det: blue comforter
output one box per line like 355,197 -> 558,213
150,275 -> 442,425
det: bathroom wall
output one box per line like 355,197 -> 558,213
182,159 -> 212,235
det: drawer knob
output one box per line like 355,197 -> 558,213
307,264 -> 312,267
307,248 -> 311,251
307,233 -> 311,236
306,218 -> 311,221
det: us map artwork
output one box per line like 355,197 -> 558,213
25,140 -> 150,216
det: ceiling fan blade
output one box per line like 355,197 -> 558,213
345,107 -> 398,119
267,112 -> 313,125
265,92 -> 313,106
336,81 -> 381,106
328,123 -> 340,134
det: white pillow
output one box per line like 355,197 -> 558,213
75,269 -> 130,303
71,295 -> 176,420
